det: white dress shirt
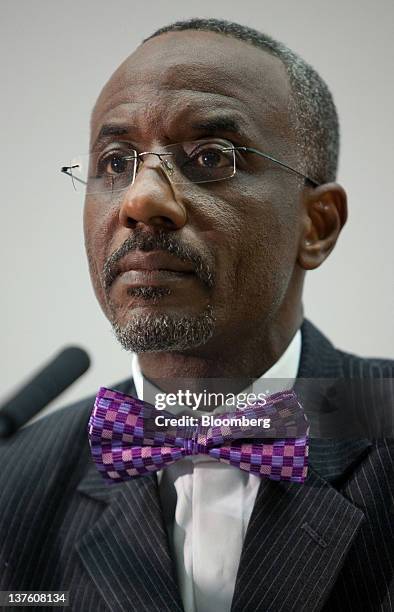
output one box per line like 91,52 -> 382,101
132,329 -> 302,612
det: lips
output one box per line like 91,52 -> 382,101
113,250 -> 196,287
117,251 -> 195,274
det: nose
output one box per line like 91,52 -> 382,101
118,156 -> 187,230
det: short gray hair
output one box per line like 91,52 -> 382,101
144,18 -> 339,184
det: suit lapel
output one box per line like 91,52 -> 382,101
76,467 -> 183,612
74,378 -> 183,612
231,320 -> 372,612
230,468 -> 365,612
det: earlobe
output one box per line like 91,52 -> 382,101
297,182 -> 348,271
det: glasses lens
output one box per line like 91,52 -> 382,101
64,151 -> 137,194
165,140 -> 236,184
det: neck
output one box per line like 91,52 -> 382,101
137,306 -> 303,396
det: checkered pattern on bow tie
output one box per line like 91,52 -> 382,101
88,387 -> 309,483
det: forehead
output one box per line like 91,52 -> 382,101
91,30 -> 293,146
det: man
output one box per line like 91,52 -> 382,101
0,17 -> 393,612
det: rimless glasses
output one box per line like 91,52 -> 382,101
61,138 -> 320,194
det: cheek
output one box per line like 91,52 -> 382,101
192,200 -> 244,304
241,177 -> 299,256
180,189 -> 244,295
83,198 -> 115,306
220,181 -> 300,307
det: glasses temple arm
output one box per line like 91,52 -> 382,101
233,147 -> 320,187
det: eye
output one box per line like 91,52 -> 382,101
190,144 -> 232,168
97,151 -> 135,177
107,154 -> 128,175
196,148 -> 227,168
177,140 -> 235,184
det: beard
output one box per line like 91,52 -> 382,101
109,298 -> 215,353
90,228 -> 216,353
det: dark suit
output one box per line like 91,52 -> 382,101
0,319 -> 393,611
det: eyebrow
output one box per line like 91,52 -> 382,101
91,124 -> 130,151
92,115 -> 247,151
99,125 -> 129,138
190,117 -> 242,134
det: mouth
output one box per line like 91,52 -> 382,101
118,268 -> 195,287
112,250 -> 197,288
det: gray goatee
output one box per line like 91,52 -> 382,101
111,304 -> 215,353
101,230 -> 216,353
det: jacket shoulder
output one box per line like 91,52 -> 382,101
0,393 -> 93,501
0,378 -> 131,505
337,348 -> 394,377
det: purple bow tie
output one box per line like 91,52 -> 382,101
88,387 -> 309,484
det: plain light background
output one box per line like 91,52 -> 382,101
1,0 -> 393,415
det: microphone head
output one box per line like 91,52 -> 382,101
0,345 -> 91,437
52,346 -> 91,387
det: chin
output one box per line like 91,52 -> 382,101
110,305 -> 215,353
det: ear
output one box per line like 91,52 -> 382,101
297,182 -> 348,270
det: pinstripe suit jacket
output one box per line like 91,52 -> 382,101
0,319 -> 393,612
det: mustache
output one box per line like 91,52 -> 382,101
102,230 -> 215,290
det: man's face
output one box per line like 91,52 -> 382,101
84,31 -> 303,355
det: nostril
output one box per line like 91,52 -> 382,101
150,216 -> 177,228
124,215 -> 176,230
125,216 -> 138,229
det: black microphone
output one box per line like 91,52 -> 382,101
0,347 -> 90,438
